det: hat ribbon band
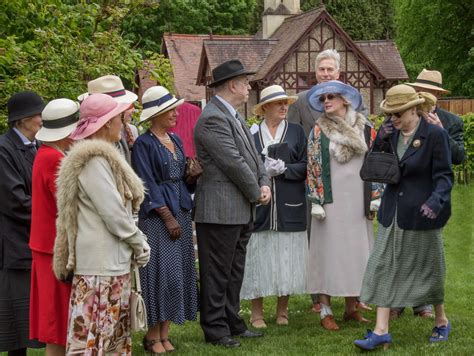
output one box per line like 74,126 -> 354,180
105,89 -> 127,97
42,111 -> 80,129
143,94 -> 174,109
73,115 -> 100,136
415,79 -> 443,88
260,91 -> 287,103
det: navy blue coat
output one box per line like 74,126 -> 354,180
131,131 -> 193,219
253,121 -> 307,232
0,129 -> 38,269
435,107 -> 465,165
375,118 -> 453,230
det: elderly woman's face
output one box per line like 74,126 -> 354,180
390,108 -> 415,130
263,100 -> 288,121
320,93 -> 345,115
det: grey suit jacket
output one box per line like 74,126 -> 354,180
194,96 -> 270,225
287,89 -> 370,137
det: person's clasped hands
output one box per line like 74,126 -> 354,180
264,156 -> 287,177
258,185 -> 272,205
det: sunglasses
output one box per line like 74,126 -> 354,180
392,110 -> 406,118
318,94 -> 339,102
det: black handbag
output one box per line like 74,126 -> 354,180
360,139 -> 401,184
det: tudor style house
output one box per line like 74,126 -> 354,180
157,1 -> 408,117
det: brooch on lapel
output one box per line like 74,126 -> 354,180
412,139 -> 421,148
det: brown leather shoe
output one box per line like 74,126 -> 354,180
320,315 -> 340,330
343,310 -> 370,323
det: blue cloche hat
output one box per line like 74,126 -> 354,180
307,80 -> 361,112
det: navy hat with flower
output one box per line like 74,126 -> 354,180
307,80 -> 361,112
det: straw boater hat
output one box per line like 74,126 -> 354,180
380,84 -> 425,114
139,86 -> 184,124
78,75 -> 138,104
36,99 -> 80,142
253,85 -> 298,116
307,80 -> 361,112
70,93 -> 130,140
407,69 -> 449,93
208,59 -> 255,88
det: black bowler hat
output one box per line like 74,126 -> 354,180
7,91 -> 46,123
208,59 -> 255,88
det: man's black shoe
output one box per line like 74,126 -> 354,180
209,336 -> 241,348
234,330 -> 263,338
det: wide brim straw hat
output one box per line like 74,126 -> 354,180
380,84 -> 425,114
406,69 -> 449,93
78,75 -> 138,104
253,85 -> 298,116
208,59 -> 255,88
70,93 -> 130,140
139,86 -> 184,124
307,80 -> 361,112
36,99 -> 80,142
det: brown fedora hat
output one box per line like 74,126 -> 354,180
208,59 -> 255,88
407,69 -> 449,93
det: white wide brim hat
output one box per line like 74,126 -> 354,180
253,85 -> 298,116
78,75 -> 138,104
139,86 -> 184,124
36,99 -> 80,142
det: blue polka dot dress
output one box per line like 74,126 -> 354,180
138,146 -> 198,326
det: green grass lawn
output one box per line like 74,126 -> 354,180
8,183 -> 473,355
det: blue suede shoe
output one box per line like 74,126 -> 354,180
429,322 -> 451,343
354,329 -> 392,350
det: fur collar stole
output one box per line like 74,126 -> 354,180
53,139 -> 144,280
318,109 -> 368,163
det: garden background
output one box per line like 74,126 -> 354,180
0,1 -> 472,354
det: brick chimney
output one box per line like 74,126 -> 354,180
262,0 -> 300,39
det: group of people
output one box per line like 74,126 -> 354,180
0,48 -> 464,355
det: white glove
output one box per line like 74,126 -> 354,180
264,157 -> 287,177
370,198 -> 381,212
311,203 -> 326,220
135,239 -> 151,268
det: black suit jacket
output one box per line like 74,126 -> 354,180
375,118 -> 453,230
435,107 -> 465,164
0,129 -> 37,269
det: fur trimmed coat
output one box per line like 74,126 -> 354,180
306,109 -> 381,216
53,139 -> 146,279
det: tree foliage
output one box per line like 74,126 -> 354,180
301,0 -> 395,40
0,0 -> 173,128
394,0 -> 474,96
122,0 -> 260,54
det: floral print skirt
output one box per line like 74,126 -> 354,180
66,274 -> 132,356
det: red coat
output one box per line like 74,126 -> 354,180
169,102 -> 201,158
29,145 -> 70,345
29,145 -> 62,254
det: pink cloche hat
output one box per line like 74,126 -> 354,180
70,93 -> 130,140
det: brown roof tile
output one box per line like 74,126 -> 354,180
162,34 -> 252,101
197,39 -> 276,84
356,40 -> 409,80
